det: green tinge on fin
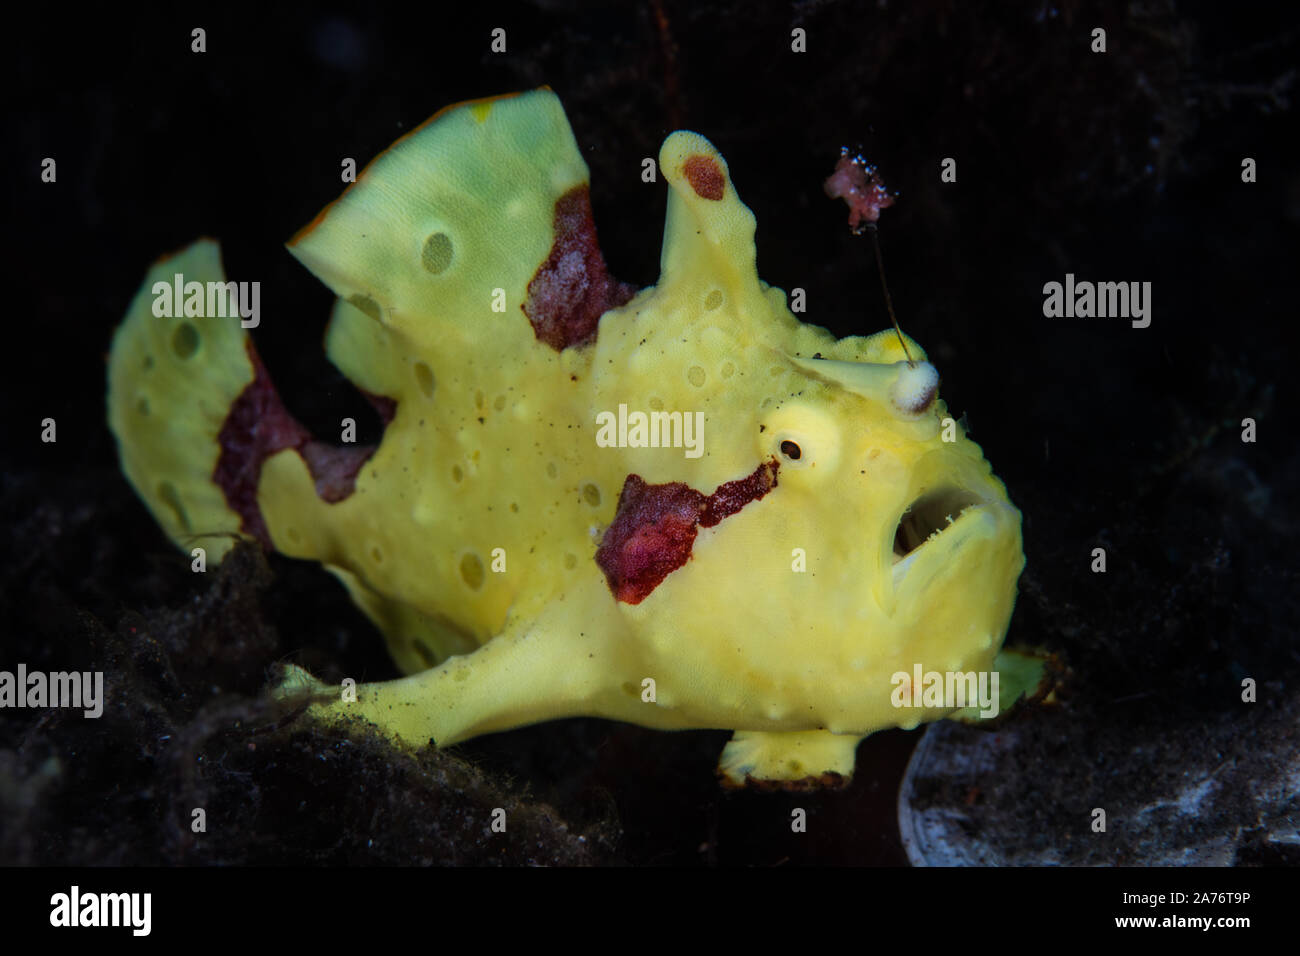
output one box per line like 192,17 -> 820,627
946,647 -> 1054,724
106,239 -> 255,561
323,296 -> 406,400
286,88 -> 591,359
275,662 -> 334,700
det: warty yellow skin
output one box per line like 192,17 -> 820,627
107,89 -> 1025,787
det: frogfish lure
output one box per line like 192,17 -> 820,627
107,88 -> 1028,788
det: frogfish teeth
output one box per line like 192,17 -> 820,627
106,87 -> 1027,789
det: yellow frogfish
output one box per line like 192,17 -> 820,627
107,88 -> 1028,788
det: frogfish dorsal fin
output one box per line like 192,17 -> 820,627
656,131 -> 771,330
287,88 -> 631,358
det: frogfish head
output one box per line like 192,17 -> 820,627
733,339 -> 1026,734
617,335 -> 1025,738
591,127 -> 1024,738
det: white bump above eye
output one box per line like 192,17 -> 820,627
890,361 -> 940,415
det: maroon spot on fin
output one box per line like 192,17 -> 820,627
358,388 -> 397,426
522,185 -> 636,352
682,154 -> 725,201
595,459 -> 779,605
214,341 -> 393,548
299,441 -> 376,503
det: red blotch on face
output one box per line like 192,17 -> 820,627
214,341 -> 391,548
700,463 -> 780,526
522,185 -> 636,351
682,154 -> 725,200
595,477 -> 705,605
595,459 -> 778,604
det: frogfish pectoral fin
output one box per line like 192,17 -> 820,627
271,582 -> 633,749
